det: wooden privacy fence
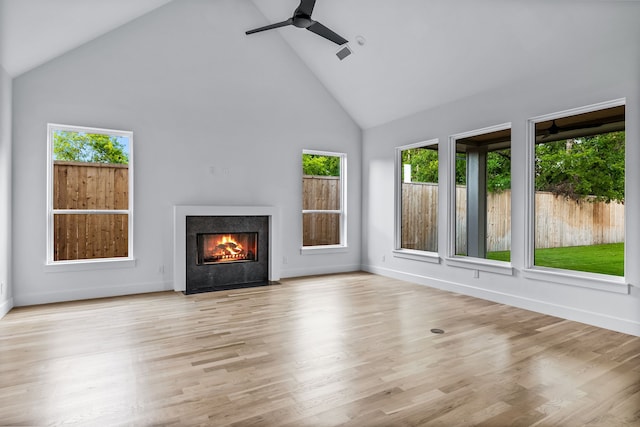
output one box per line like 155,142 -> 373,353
401,182 -> 438,252
533,191 -> 624,249
302,175 -> 340,246
402,183 -> 624,252
53,161 -> 129,261
54,170 -> 624,258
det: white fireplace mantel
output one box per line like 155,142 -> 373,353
173,205 -> 281,292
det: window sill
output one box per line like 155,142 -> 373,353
44,258 -> 136,273
445,256 -> 514,276
522,267 -> 629,294
393,249 -> 441,264
300,245 -> 348,255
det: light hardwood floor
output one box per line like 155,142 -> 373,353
1,272 -> 639,426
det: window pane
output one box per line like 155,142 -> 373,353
533,106 -> 624,276
454,128 -> 511,260
53,130 -> 129,210
302,152 -> 344,248
302,213 -> 340,246
400,145 -> 438,252
54,214 -> 128,261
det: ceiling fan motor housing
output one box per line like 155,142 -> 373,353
293,15 -> 313,29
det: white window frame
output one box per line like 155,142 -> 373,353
393,138 -> 440,263
446,123 -> 514,276
45,123 -> 135,270
523,99 -> 628,293
301,149 -> 347,254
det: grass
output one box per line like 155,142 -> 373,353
487,242 -> 624,276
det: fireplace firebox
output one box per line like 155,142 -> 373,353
186,216 -> 269,294
197,233 -> 257,264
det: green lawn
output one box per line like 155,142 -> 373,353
487,242 -> 624,276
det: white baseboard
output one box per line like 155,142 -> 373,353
13,281 -> 174,307
280,264 -> 361,279
363,264 -> 640,337
0,297 -> 13,318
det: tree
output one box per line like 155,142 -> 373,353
401,131 -> 624,202
486,149 -> 511,192
53,131 -> 129,164
302,154 -> 340,176
402,147 -> 439,183
535,131 -> 624,203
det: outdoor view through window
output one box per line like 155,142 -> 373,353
533,105 -> 625,276
454,127 -> 512,261
399,142 -> 439,252
49,125 -> 132,262
302,151 -> 344,247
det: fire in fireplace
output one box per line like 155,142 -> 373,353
197,232 -> 257,265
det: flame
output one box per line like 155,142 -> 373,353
202,234 -> 252,262
211,235 -> 244,256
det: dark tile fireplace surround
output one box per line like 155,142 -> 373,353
185,215 -> 269,294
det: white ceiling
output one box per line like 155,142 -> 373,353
250,0 -> 640,128
1,0 -> 639,129
0,0 -> 171,77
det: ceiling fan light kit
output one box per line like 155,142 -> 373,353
245,0 -> 348,46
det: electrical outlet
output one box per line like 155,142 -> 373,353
158,265 -> 164,274
473,270 -> 479,279
283,256 -> 288,264
381,255 -> 386,262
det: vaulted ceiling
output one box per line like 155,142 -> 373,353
1,0 -> 638,129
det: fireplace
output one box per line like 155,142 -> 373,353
185,215 -> 269,294
173,205 -> 280,294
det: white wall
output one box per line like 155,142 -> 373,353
0,64 -> 12,317
11,0 -> 361,306
362,5 -> 640,336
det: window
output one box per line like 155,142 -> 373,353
47,124 -> 133,264
395,140 -> 439,253
529,102 -> 625,277
302,150 -> 346,249
451,124 -> 512,262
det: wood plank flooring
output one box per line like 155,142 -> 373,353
1,272 -> 639,426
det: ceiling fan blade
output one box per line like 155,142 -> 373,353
296,0 -> 316,17
307,21 -> 347,45
246,19 -> 293,35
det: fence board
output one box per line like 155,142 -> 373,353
53,161 -> 129,261
401,183 -> 437,251
534,192 -> 624,249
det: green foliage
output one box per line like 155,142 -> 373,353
487,150 -> 511,192
455,154 -> 466,186
401,131 -> 624,202
401,147 -> 438,183
535,131 -> 625,203
302,154 -> 340,176
53,131 -> 129,164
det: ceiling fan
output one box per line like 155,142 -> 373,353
245,0 -> 348,46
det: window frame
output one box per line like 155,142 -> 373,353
447,123 -> 514,276
45,123 -> 135,269
301,149 -> 347,253
393,138 -> 441,263
523,99 -> 628,293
